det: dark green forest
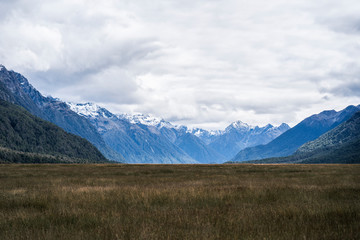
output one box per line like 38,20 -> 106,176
0,100 -> 108,163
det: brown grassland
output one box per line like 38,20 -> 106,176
0,164 -> 359,239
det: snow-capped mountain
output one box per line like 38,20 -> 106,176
67,102 -> 112,119
67,101 -> 290,162
226,120 -> 253,132
2,65 -> 359,164
67,102 -> 200,163
118,113 -> 177,130
190,128 -> 222,137
187,128 -> 222,145
207,121 -> 290,159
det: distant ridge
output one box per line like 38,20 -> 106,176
208,121 -> 290,159
231,105 -> 360,162
239,111 -> 360,164
68,102 -> 289,163
68,102 -> 199,164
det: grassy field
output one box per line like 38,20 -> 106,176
0,164 -> 359,240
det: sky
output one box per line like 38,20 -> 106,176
0,0 -> 360,130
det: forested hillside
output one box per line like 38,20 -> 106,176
0,100 -> 108,163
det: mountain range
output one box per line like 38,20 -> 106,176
206,121 -> 290,159
0,65 -> 288,163
239,111 -> 360,164
0,64 -> 358,164
68,103 -> 289,163
231,105 -> 360,162
68,103 -> 196,164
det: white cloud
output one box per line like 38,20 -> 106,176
1,0 -> 360,129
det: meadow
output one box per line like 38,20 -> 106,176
0,164 -> 359,240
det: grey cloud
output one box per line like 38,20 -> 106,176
323,80 -> 360,98
1,0 -> 360,129
318,63 -> 360,98
331,82 -> 360,97
316,4 -> 360,36
330,17 -> 360,35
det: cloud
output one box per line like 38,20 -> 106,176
1,0 -> 360,129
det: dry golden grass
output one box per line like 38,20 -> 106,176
0,164 -> 359,239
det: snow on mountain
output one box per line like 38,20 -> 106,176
226,120 -> 253,132
67,102 -> 113,119
118,113 -> 178,129
67,102 -> 181,131
66,101 -> 291,162
118,113 -> 161,125
186,128 -> 222,145
67,102 -> 101,117
186,121 -> 289,147
189,128 -> 222,137
207,121 -> 291,159
265,123 -> 290,138
65,102 -> 198,163
67,102 -> 288,143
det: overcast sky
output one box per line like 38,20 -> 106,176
1,0 -> 360,130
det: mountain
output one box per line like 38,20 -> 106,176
0,65 -> 124,162
68,103 -> 198,164
293,110 -> 360,163
189,128 -> 223,145
121,114 -> 289,162
0,65 -> 291,164
240,111 -> 360,164
231,105 -> 360,162
123,116 -> 226,163
68,102 -> 291,163
0,100 -> 108,163
206,121 -> 290,159
173,132 -> 225,163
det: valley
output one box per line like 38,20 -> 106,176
1,1 -> 360,239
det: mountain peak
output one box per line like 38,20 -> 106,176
342,105 -> 359,113
227,120 -> 252,131
118,113 -> 176,129
189,127 -> 222,137
263,123 -> 274,129
304,106 -> 360,127
67,102 -> 113,118
279,123 -> 289,128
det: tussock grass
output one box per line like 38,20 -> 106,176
0,164 -> 359,239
